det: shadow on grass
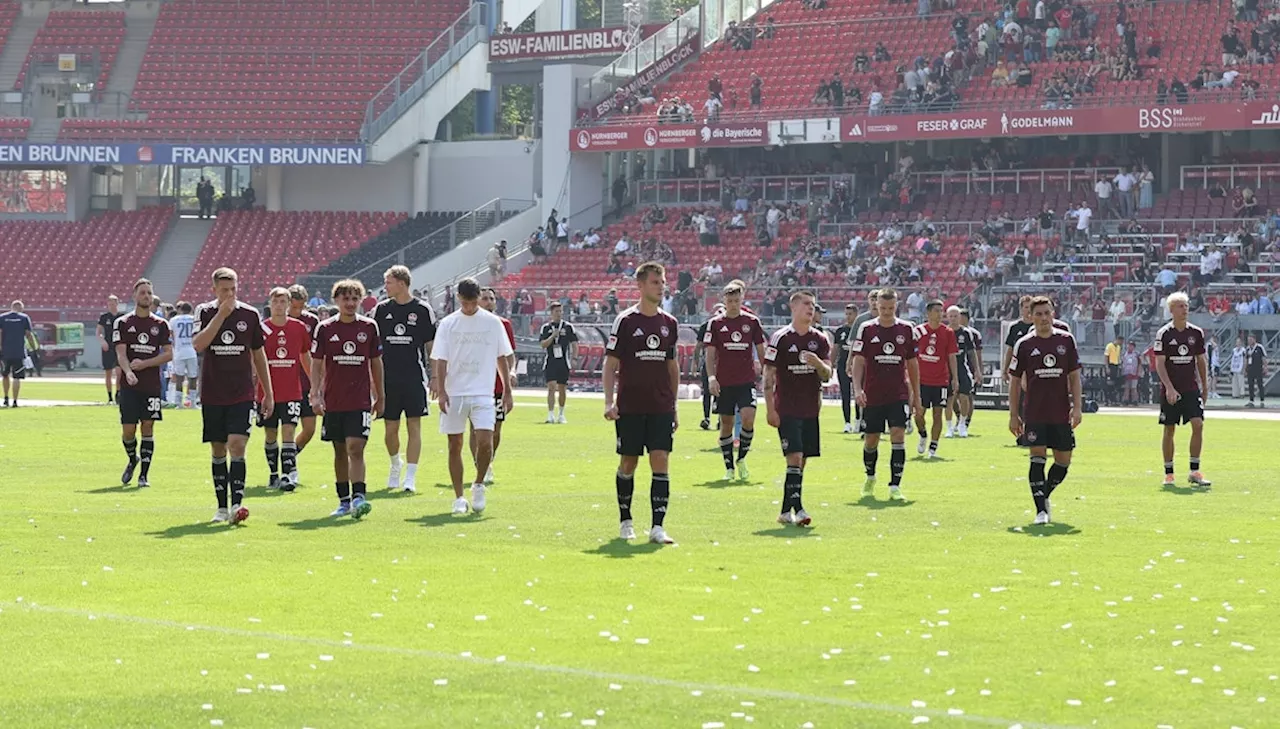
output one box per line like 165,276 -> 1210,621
145,521 -> 236,539
1161,484 -> 1212,496
912,455 -> 954,463
242,485 -> 292,499
405,512 -> 480,529
366,488 -> 416,501
278,515 -> 363,531
582,539 -> 665,558
693,478 -> 753,489
1006,522 -> 1082,537
83,484 -> 133,494
752,526 -> 817,538
847,496 -> 915,510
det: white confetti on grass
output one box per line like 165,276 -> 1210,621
747,664 -> 760,673
319,655 -> 333,662
433,679 -> 448,686
701,723 -> 725,729
256,653 -> 269,659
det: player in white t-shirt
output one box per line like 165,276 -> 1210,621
430,278 -> 515,515
167,301 -> 199,407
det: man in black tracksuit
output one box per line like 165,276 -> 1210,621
1246,333 -> 1267,408
833,303 -> 859,432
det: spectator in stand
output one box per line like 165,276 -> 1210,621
1239,187 -> 1260,217
854,49 -> 870,73
1015,64 -> 1034,87
1207,67 -> 1240,88
1095,174 -> 1116,219
1067,201 -> 1093,243
749,74 -> 763,108
1114,167 -> 1137,219
1223,25 -> 1245,65
1169,77 -> 1189,103
874,42 -> 891,62
868,88 -> 884,114
614,232 -> 631,256
991,60 -> 1011,86
530,234 -> 548,264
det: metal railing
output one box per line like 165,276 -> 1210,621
303,197 -> 535,293
633,173 -> 855,206
1180,163 -> 1280,190
576,6 -> 701,118
910,167 -> 1124,196
361,2 -> 488,142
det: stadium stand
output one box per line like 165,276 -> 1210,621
0,117 -> 31,141
179,210 -> 407,303
307,210 -> 466,280
60,0 -> 468,142
0,206 -> 172,309
14,10 -> 125,92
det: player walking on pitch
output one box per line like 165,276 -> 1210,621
763,290 -> 831,526
288,285 -> 321,462
539,302 -> 577,423
851,288 -> 921,501
167,302 -> 199,407
1008,296 -> 1083,525
1154,292 -> 1212,488
98,295 -> 120,403
0,300 -> 37,408
833,303 -> 859,433
604,262 -> 680,544
946,307 -> 982,437
259,288 -> 312,492
431,278 -> 514,515
193,268 -> 273,525
704,281 -> 766,481
476,288 -> 516,484
912,300 -> 959,458
310,280 -> 384,519
113,279 -> 173,487
372,265 -> 437,493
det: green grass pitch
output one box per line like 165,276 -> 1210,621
2,380 -> 1277,728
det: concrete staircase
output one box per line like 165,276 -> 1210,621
145,218 -> 215,303
0,8 -> 51,91
26,115 -> 59,142
105,12 -> 156,100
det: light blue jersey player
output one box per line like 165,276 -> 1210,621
167,302 -> 199,406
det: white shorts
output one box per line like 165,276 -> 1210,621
172,356 -> 199,379
439,394 -> 497,435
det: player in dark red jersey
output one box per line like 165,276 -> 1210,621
851,288 -> 921,501
311,279 -> 384,520
1154,292 -> 1212,488
604,262 -> 680,545
193,267 -> 273,525
704,281 -> 767,481
1008,296 -> 1083,525
476,287 -> 516,484
288,285 -> 322,462
763,290 -> 831,527
912,300 -> 959,459
259,287 -> 312,492
113,279 -> 173,488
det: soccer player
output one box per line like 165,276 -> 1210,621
98,295 -> 120,403
852,288 -> 921,501
113,280 -> 173,487
1153,293 -> 1212,487
604,262 -> 680,545
1246,333 -> 1267,408
1,300 -> 37,407
259,287 -> 312,492
539,302 -> 578,423
694,304 -> 724,430
763,290 -> 831,526
311,279 -> 384,519
912,300 -> 959,458
193,267 -> 273,525
833,303 -> 858,433
946,306 -> 982,437
475,287 -> 516,484
431,278 -> 514,515
288,285 -> 322,461
848,289 -> 880,434
373,265 -> 437,493
704,281 -> 767,481
168,302 -> 199,407
1003,295 -> 1069,444
1008,296 -> 1082,525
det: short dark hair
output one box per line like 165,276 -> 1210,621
133,278 -> 152,292
926,299 -> 944,311
1029,295 -> 1054,313
456,278 -> 481,300
480,287 -> 497,298
878,288 -> 898,301
844,302 -> 856,311
332,279 -> 366,300
635,261 -> 665,282
177,301 -> 192,314
288,284 -> 308,301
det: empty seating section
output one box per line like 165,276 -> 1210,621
648,0 -> 1245,119
15,10 -> 125,92
180,210 -> 407,303
61,0 -> 468,142
310,211 -> 466,278
0,207 -> 172,309
0,117 -> 30,140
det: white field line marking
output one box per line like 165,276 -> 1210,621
14,601 -> 1084,729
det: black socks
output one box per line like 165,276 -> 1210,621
783,465 -> 804,514
229,457 -> 246,507
651,473 -> 669,527
738,429 -> 754,463
889,443 -> 906,486
139,437 -> 154,479
719,436 -> 735,470
212,456 -> 228,508
616,472 -> 634,522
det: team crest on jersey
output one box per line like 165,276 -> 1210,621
356,332 -> 368,343
276,347 -> 288,359
1189,335 -> 1197,344
1178,344 -> 1189,356
1043,354 -> 1057,367
220,331 -> 235,344
407,313 -> 418,325
660,326 -> 670,337
731,331 -> 742,342
895,335 -> 905,344
742,323 -> 751,332
1056,345 -> 1066,355
926,345 -> 935,355
342,341 -> 357,355
150,326 -> 159,336
807,340 -> 819,350
646,334 -> 660,349
395,324 -> 406,336
235,321 -> 248,332
138,333 -> 150,345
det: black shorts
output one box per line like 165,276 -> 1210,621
957,370 -> 974,395
299,390 -> 316,419
615,412 -> 675,456
1024,422 -> 1075,452
384,382 -> 428,421
863,401 -> 910,434
202,401 -> 255,443
1159,392 -> 1205,426
921,385 -> 950,409
118,389 -> 162,424
102,348 -> 117,370
545,360 -> 570,385
494,393 -> 506,423
778,415 -> 821,458
257,400 -> 302,429
322,410 -> 372,442
714,383 -> 757,415
1,357 -> 25,379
